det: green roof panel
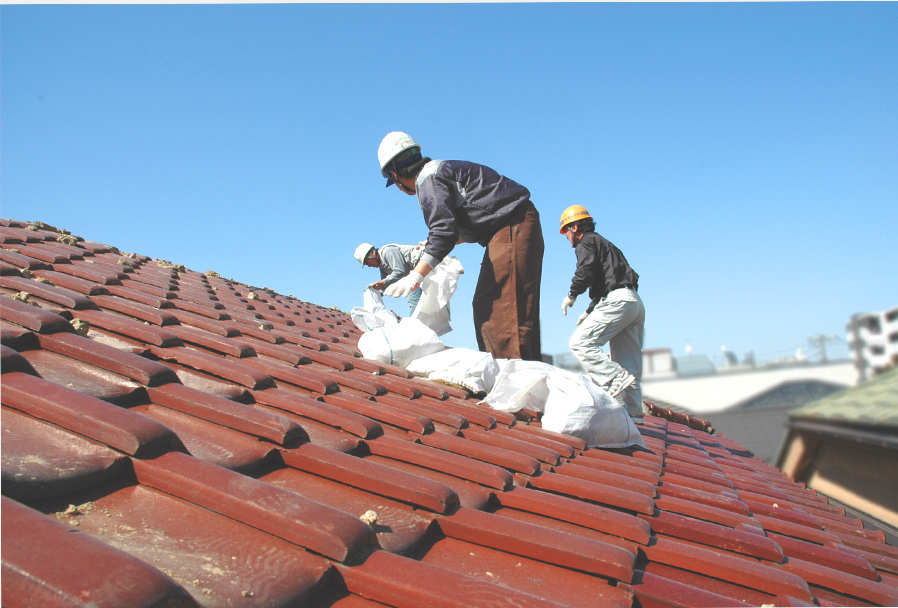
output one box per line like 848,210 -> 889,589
790,366 -> 898,428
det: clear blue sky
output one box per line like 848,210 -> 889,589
2,3 -> 896,365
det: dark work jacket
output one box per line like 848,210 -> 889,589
415,160 -> 531,267
568,231 -> 639,313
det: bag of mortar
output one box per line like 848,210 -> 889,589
358,317 -> 445,369
406,347 -> 499,395
351,287 -> 401,332
481,360 -> 644,449
411,256 -> 464,336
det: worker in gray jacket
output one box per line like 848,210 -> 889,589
559,204 -> 645,424
354,242 -> 425,315
376,131 -> 543,361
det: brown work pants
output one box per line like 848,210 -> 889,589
473,201 -> 544,361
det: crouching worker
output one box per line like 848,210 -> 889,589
354,242 -> 425,315
559,205 -> 646,424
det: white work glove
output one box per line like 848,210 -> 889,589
577,311 -> 589,326
561,295 -> 576,316
384,271 -> 424,298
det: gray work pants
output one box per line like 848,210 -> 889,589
569,287 -> 645,418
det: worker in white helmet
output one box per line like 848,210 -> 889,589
376,131 -> 543,361
559,205 -> 645,424
354,242 -> 425,315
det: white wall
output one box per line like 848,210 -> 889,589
642,361 -> 857,414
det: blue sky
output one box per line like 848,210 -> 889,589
2,3 -> 896,365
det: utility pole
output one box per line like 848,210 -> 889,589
808,334 -> 837,363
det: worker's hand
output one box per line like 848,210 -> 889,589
384,271 -> 424,298
577,311 -> 589,326
369,280 -> 385,291
417,240 -> 427,249
561,295 -> 576,316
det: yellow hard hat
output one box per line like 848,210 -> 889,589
559,205 -> 592,234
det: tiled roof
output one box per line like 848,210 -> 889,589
702,382 -> 849,465
733,380 -> 848,411
790,366 -> 898,429
702,405 -> 794,465
3,217 -> 898,608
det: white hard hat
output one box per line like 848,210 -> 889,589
354,243 -> 375,264
378,131 -> 421,187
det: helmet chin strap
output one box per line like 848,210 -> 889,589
393,171 -> 415,194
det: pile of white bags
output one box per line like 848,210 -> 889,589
351,264 -> 642,449
481,359 -> 645,449
404,349 -> 644,449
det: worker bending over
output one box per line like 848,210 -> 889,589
560,205 -> 646,424
354,242 -> 424,315
378,131 -> 543,361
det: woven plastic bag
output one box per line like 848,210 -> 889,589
411,256 -> 463,336
351,287 -> 401,332
358,317 -> 445,369
406,348 -> 499,395
542,368 -> 645,449
481,359 -> 644,449
479,360 -> 553,413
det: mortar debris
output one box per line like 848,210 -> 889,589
359,510 -> 378,526
11,292 -> 38,306
71,319 -> 90,336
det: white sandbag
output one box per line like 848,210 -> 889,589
412,256 -> 463,336
480,360 -> 644,449
406,348 -> 499,395
351,287 -> 401,332
358,317 -> 445,369
542,368 -> 645,449
480,359 -> 553,413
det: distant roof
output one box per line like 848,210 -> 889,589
3,217 -> 898,608
674,354 -> 716,376
704,405 -> 794,465
703,380 -> 850,466
790,366 -> 898,429
732,379 -> 848,411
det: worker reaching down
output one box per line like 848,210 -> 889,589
377,131 -> 544,361
354,242 -> 426,315
560,205 -> 646,424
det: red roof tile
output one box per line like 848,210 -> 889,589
2,217 -> 896,607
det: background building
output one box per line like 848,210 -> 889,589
777,366 -> 898,530
848,305 -> 898,382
